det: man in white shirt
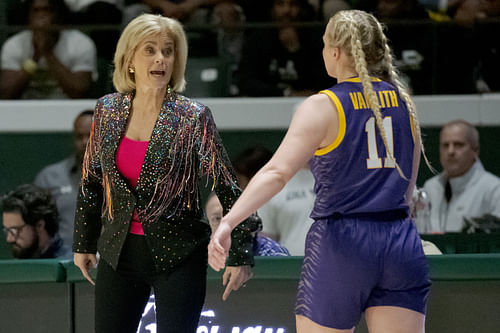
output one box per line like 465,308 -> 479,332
258,166 -> 315,255
0,0 -> 97,99
422,119 -> 500,233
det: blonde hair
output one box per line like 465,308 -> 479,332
325,10 -> 432,177
113,14 -> 188,93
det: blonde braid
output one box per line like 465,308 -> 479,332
378,23 -> 436,173
348,20 -> 407,179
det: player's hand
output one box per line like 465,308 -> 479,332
221,265 -> 253,301
74,253 -> 98,285
208,221 -> 232,271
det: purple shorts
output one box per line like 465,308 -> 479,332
295,214 -> 431,329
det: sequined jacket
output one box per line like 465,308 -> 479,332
73,91 -> 259,272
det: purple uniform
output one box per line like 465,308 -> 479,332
310,77 -> 414,218
295,78 -> 431,330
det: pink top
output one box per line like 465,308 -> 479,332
116,136 -> 149,235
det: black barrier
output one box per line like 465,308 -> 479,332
0,259 -> 70,333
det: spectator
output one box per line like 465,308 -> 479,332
423,120 -> 500,232
1,184 -> 67,259
211,1 -> 246,77
205,192 -> 290,256
137,0 -> 231,23
124,0 -> 243,58
232,146 -> 274,189
237,0 -> 333,97
321,0 -> 351,21
64,0 -> 123,60
373,0 -> 435,95
466,0 -> 500,93
0,0 -> 97,99
416,1 -> 500,93
258,164 -> 315,255
34,110 -> 93,255
376,0 -> 429,20
444,0 -> 500,26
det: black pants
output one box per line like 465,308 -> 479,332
95,234 -> 208,333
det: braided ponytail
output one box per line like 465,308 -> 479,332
377,22 -> 435,173
326,10 -> 434,178
347,18 -> 407,178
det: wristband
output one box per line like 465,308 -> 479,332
23,59 -> 37,75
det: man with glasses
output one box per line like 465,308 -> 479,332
1,184 -> 66,259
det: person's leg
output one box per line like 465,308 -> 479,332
296,315 -> 355,333
364,219 -> 430,333
95,234 -> 156,333
153,244 -> 208,333
94,259 -> 151,333
295,218 -> 380,330
365,306 -> 425,333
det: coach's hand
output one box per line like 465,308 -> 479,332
221,265 -> 253,301
74,253 -> 97,285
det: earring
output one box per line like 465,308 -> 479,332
128,67 -> 135,74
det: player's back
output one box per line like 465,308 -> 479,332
310,78 -> 414,219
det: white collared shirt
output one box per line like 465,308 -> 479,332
423,160 -> 500,232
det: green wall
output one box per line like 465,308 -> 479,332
0,132 -> 74,192
2,127 -> 500,194
0,130 -> 287,194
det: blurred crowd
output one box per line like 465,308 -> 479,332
1,0 -> 500,99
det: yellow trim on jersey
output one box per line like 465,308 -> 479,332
344,77 -> 382,83
315,90 -> 346,156
409,112 -> 416,144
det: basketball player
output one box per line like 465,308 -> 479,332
208,10 -> 431,333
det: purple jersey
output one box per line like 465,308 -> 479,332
310,78 -> 415,219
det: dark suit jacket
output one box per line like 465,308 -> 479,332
73,91 -> 258,272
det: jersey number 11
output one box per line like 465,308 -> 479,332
365,116 -> 396,169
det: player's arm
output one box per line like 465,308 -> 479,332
220,93 -> 339,230
405,125 -> 422,205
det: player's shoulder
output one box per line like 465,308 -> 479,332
299,92 -> 334,111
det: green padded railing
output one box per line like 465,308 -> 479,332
0,258 -> 66,283
1,254 -> 500,284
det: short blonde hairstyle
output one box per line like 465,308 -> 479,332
113,14 -> 188,93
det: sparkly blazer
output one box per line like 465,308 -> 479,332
73,91 -> 259,272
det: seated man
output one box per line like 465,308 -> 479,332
1,184 -> 67,259
34,109 -> 93,255
232,145 -> 273,189
205,192 -> 290,256
237,0 -> 332,96
258,164 -> 315,255
423,119 -> 500,232
0,0 -> 97,99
